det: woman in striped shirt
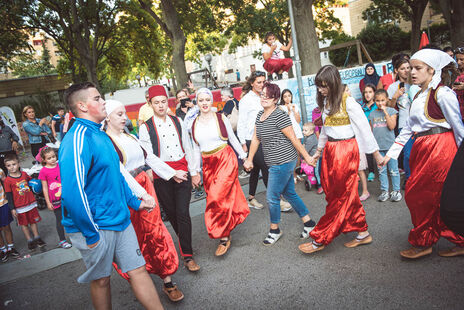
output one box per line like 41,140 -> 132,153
243,82 -> 316,246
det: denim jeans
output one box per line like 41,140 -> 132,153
403,136 -> 415,180
267,160 -> 309,224
379,150 -> 400,191
315,155 -> 322,188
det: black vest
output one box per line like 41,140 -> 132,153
144,115 -> 184,157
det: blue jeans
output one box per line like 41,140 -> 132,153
379,151 -> 400,191
267,160 -> 310,224
403,136 -> 415,180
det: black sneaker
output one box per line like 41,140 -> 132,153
0,251 -> 8,263
304,180 -> 310,191
8,248 -> 20,257
35,238 -> 46,248
28,240 -> 37,250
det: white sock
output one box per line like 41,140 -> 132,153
0,246 -> 6,253
357,233 -> 370,240
7,243 -> 13,250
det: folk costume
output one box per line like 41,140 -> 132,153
104,100 -> 179,280
139,85 -> 199,261
310,93 -> 379,246
190,88 -> 250,244
386,49 -> 464,255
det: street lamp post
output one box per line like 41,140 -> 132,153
205,54 -> 213,88
287,0 -> 308,123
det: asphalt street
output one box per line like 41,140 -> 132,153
1,171 -> 464,309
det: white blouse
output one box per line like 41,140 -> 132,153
279,104 -> 303,139
192,114 -> 247,168
237,91 -> 263,144
112,133 -> 176,198
318,96 -> 379,154
386,86 -> 464,160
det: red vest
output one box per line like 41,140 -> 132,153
191,112 -> 228,145
415,85 -> 446,122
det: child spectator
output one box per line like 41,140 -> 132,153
369,89 -> 402,202
311,106 -> 323,194
262,32 -> 293,81
345,84 -> 370,201
38,147 -> 71,249
301,122 -> 318,190
3,153 -> 46,250
0,169 -> 19,262
361,84 -> 377,182
51,107 -> 65,142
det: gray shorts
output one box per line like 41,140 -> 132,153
69,223 -> 145,283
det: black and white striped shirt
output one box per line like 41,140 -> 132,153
255,108 -> 298,166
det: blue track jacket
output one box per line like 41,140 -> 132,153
59,118 -> 141,245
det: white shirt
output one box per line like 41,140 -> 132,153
237,91 -> 263,144
318,96 -> 379,154
112,133 -> 176,198
262,42 -> 283,60
388,81 -> 411,129
192,115 -> 247,169
386,86 -> 464,160
139,115 -> 199,176
279,104 -> 303,139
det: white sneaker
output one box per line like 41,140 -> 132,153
280,200 -> 292,212
248,198 -> 264,209
390,191 -> 403,202
300,220 -> 316,239
378,191 -> 390,202
239,170 -> 250,179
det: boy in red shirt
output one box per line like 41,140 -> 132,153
3,154 -> 46,250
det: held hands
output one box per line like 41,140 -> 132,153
173,170 -> 188,183
191,174 -> 201,188
140,194 -> 156,212
303,154 -> 317,167
243,158 -> 254,172
374,151 -> 388,167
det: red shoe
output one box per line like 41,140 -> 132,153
317,187 -> 324,195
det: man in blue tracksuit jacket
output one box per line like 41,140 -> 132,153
60,82 -> 163,310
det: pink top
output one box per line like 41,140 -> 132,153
312,107 -> 322,133
38,164 -> 62,209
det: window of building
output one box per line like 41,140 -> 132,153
33,40 -> 42,46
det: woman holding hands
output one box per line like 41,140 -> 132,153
243,82 -> 316,247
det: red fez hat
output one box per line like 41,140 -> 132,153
148,85 -> 168,100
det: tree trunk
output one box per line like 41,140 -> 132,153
449,0 -> 464,47
138,0 -> 188,91
292,0 -> 321,75
409,0 -> 428,52
160,0 -> 188,91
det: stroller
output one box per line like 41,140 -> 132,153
295,161 -> 317,191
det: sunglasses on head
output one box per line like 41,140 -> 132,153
455,47 -> 464,54
255,71 -> 266,77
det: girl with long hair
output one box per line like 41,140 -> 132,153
381,49 -> 464,259
299,65 -> 382,254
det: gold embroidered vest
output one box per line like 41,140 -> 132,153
323,93 -> 351,127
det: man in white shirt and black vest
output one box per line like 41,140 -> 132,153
139,85 -> 201,272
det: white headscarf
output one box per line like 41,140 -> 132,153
410,48 -> 456,89
105,99 -> 125,117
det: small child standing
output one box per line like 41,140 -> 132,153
368,89 -> 402,202
0,169 -> 20,262
38,147 -> 71,249
3,154 -> 46,250
301,122 -> 318,190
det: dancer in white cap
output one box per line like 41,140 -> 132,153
380,48 -> 464,259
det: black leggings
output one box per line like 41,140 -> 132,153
246,140 -> 269,196
366,153 -> 375,174
54,208 -> 66,241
